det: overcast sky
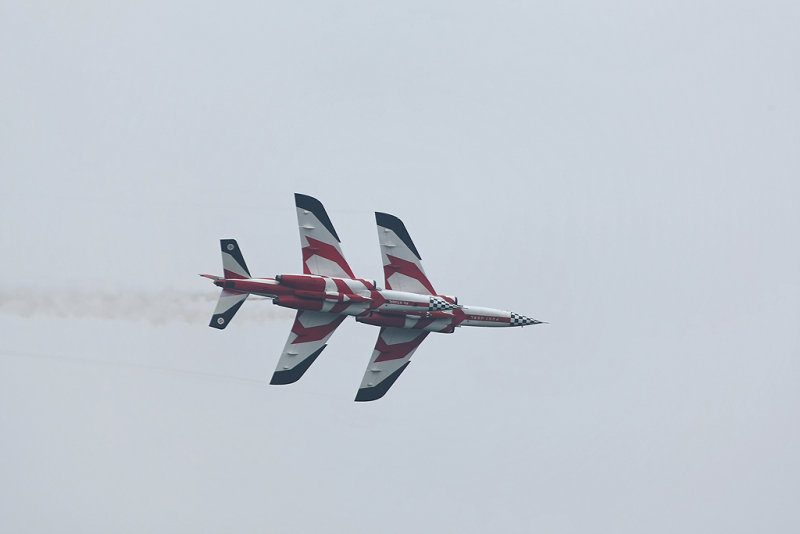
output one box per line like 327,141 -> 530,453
1,1 -> 799,532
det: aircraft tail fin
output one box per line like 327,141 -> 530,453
220,239 -> 251,279
208,239 -> 250,329
209,289 -> 248,329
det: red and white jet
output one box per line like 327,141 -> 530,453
202,194 -> 544,401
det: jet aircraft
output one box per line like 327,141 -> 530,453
202,194 -> 544,401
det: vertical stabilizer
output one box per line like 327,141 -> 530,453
209,239 -> 251,329
221,239 -> 251,279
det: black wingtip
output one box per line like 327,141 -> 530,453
294,193 -> 341,242
270,345 -> 327,385
375,212 -> 421,260
354,361 -> 411,402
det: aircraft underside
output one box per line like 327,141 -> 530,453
202,194 -> 543,401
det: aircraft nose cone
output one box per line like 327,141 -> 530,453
510,312 -> 544,326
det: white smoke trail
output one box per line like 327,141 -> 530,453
0,348 -> 268,387
0,289 -> 294,325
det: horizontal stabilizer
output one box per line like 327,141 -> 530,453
209,289 -> 248,329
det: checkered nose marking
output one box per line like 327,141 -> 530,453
429,296 -> 459,311
510,312 -> 544,326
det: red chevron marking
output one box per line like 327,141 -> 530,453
384,255 -> 436,294
291,312 -> 346,344
302,237 -> 355,278
374,331 -> 429,362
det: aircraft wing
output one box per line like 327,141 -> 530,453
375,212 -> 436,295
295,193 -> 355,278
355,327 -> 430,401
270,310 -> 346,385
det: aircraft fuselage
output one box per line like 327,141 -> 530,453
203,194 -> 544,400
213,273 -> 541,333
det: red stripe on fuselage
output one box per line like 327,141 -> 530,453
276,295 -> 325,311
327,279 -> 355,314
465,314 -> 511,323
357,313 -> 405,328
368,290 -> 386,310
223,269 -> 247,279
333,278 -> 351,294
227,279 -> 291,296
450,308 -> 467,327
278,274 -> 327,291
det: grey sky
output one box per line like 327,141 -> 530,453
2,2 -> 799,532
